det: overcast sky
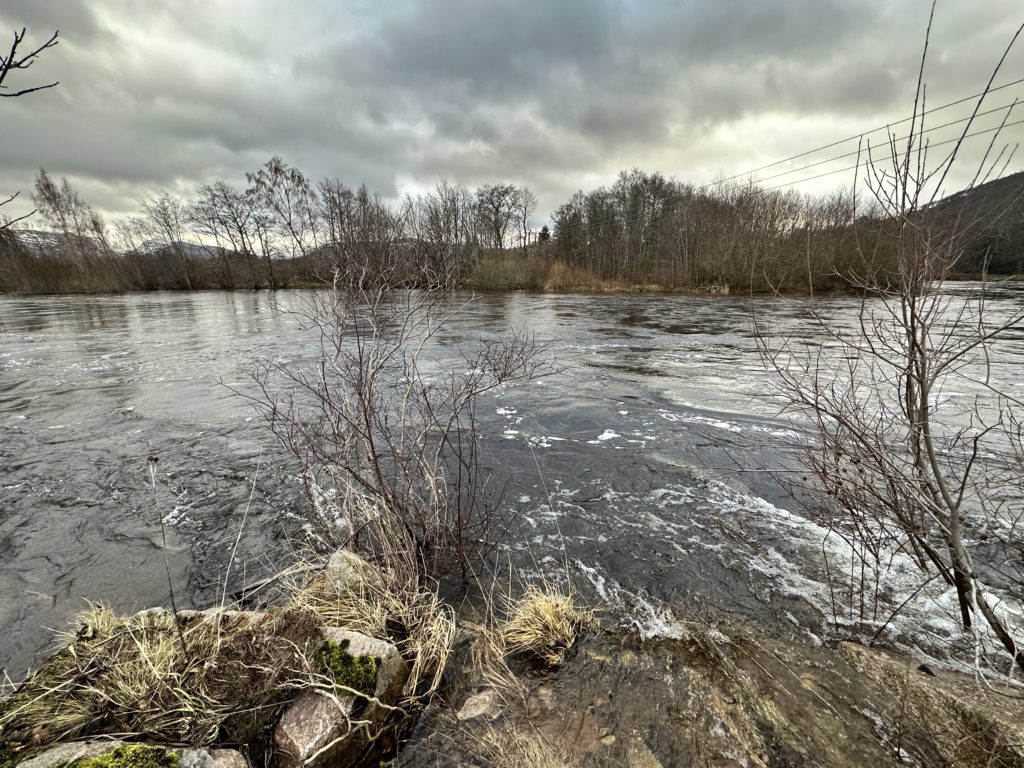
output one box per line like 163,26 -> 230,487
2,0 -> 1022,226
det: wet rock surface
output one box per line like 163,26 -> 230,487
397,622 -> 1024,768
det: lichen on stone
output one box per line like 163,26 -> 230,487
68,745 -> 178,768
317,639 -> 379,697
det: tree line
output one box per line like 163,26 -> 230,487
1,161 -> 1020,295
0,161 -> 540,293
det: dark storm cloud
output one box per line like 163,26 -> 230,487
0,0 -> 1020,224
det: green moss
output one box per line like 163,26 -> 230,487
318,639 -> 379,697
68,745 -> 178,768
1,743 -> 18,768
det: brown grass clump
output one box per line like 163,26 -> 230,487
477,723 -> 578,768
0,605 -> 321,749
503,585 -> 591,668
464,254 -> 552,290
289,554 -> 456,702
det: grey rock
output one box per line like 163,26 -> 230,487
273,689 -> 359,768
323,627 -> 409,711
322,550 -> 383,593
132,607 -> 256,626
456,689 -> 501,722
18,741 -> 115,768
177,748 -> 248,768
273,628 -> 409,768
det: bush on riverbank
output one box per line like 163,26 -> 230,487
0,547 -> 598,767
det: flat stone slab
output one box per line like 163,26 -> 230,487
17,741 -> 247,768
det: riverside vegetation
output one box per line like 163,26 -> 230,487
1,164 -> 1023,296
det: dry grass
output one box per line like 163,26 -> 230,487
477,723 -> 578,768
0,606 -> 320,748
503,584 -> 591,668
288,551 -> 456,702
464,254 -> 551,290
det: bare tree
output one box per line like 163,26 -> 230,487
1,28 -> 59,229
246,157 -> 320,262
32,169 -> 111,264
141,193 -> 194,290
514,185 -> 538,255
409,180 -> 480,286
318,179 -> 407,288
475,183 -> 517,251
761,10 -> 1024,671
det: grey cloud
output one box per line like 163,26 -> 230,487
0,0 -> 100,44
0,0 -> 1021,226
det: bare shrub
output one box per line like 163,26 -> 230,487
1,28 -> 59,229
761,11 -> 1024,671
247,288 -> 550,582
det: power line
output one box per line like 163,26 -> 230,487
707,76 -> 1024,188
551,87 -> 1024,238
763,116 -> 1024,191
749,101 -> 1019,187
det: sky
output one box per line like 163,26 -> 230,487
1,0 -> 1022,227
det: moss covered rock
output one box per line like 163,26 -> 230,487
15,743 -> 245,768
274,629 -> 409,768
68,745 -> 177,768
318,638 -> 379,697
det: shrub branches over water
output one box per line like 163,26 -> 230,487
246,288 -> 552,582
761,12 -> 1024,673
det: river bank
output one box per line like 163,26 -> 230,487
5,548 -> 1024,768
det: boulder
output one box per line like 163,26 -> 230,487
273,628 -> 409,768
18,742 -> 247,768
321,550 -> 383,593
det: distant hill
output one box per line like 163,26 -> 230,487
928,169 -> 1024,219
139,240 -> 228,260
10,228 -> 83,254
6,229 -> 226,261
928,171 -> 1024,274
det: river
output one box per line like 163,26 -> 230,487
2,286 -> 1023,681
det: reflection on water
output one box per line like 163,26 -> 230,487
1,285 -> 1022,680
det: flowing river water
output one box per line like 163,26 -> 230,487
2,287 -> 1023,681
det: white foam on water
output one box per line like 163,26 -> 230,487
659,409 -> 743,433
587,429 -> 621,444
522,474 -> 1023,674
162,505 -> 191,526
575,559 -> 689,640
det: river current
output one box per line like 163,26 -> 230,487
2,287 -> 1023,680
